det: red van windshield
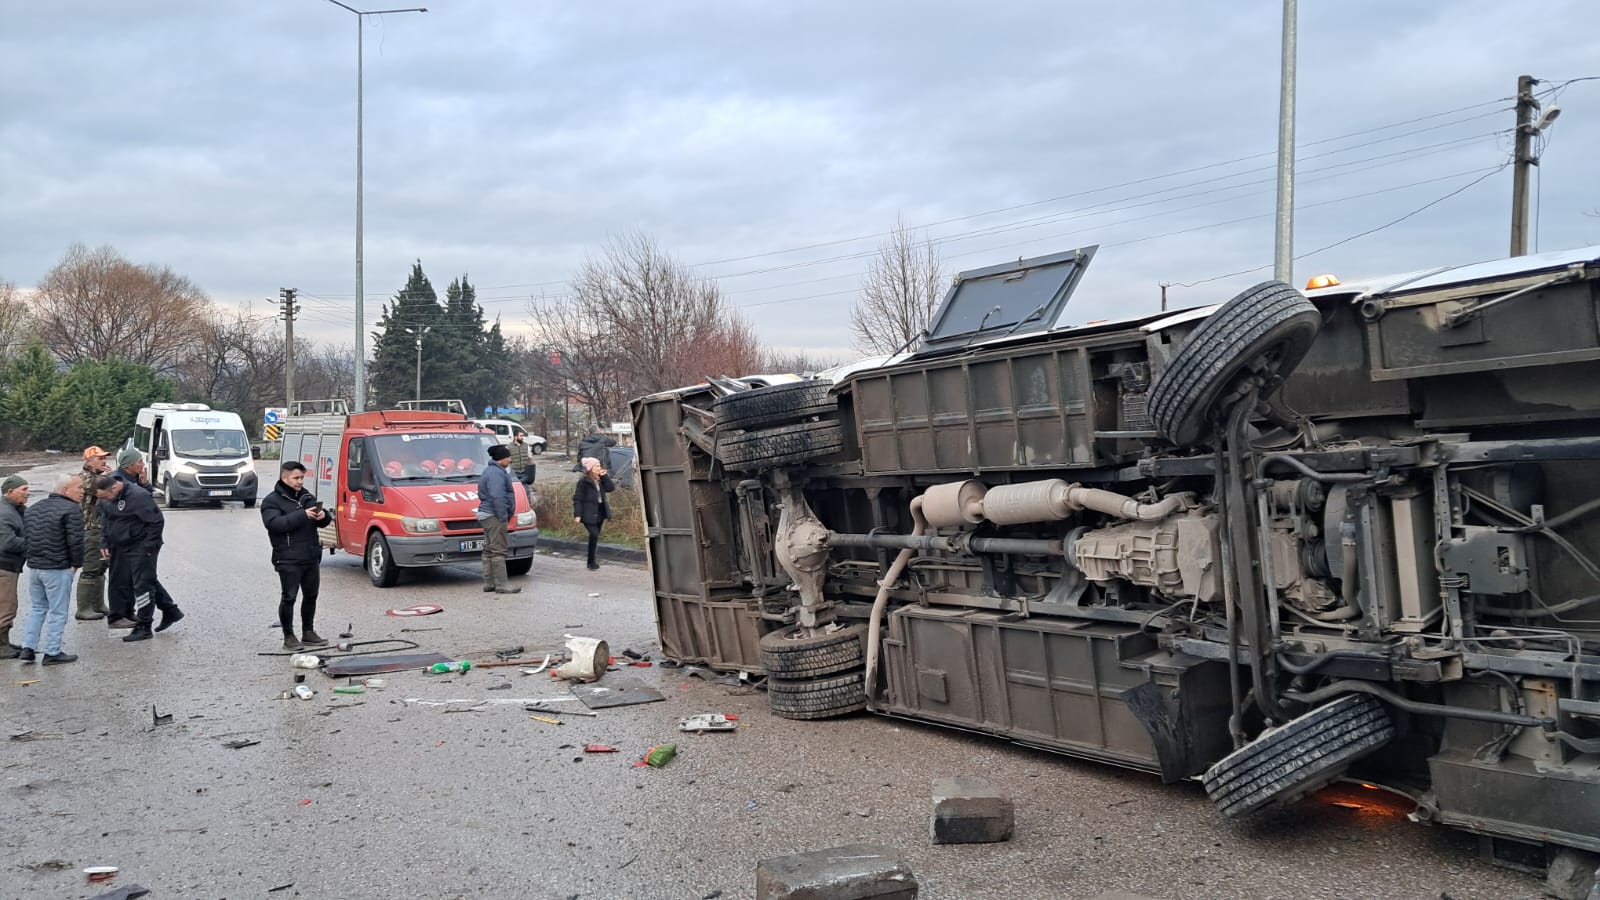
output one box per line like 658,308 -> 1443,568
369,432 -> 499,485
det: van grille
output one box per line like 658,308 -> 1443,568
443,519 -> 480,532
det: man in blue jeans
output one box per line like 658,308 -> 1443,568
18,474 -> 85,665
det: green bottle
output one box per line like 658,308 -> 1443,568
427,660 -> 472,674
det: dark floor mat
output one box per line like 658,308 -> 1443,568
571,676 -> 666,709
324,652 -> 453,677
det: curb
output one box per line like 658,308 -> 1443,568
536,535 -> 647,565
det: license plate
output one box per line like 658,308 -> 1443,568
459,540 -> 485,552
207,490 -> 231,497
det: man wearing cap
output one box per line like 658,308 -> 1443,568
113,447 -> 153,495
76,446 -> 113,623
476,443 -> 521,594
95,474 -> 183,642
0,475 -> 28,659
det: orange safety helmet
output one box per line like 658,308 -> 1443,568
456,458 -> 475,473
435,458 -> 456,474
383,460 -> 404,478
420,459 -> 437,474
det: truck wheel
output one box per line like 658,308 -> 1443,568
1147,281 -> 1322,446
366,531 -> 400,588
713,381 -> 836,432
506,557 -> 533,577
718,420 -> 842,472
759,623 -> 866,679
767,669 -> 867,720
1201,693 -> 1395,818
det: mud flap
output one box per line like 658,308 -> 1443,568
1124,680 -> 1200,783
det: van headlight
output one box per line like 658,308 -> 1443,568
401,517 -> 440,534
169,461 -> 198,476
516,511 -> 537,528
235,459 -> 255,472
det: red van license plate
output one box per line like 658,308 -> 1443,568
459,540 -> 485,552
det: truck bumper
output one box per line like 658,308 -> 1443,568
386,528 -> 540,567
167,471 -> 258,503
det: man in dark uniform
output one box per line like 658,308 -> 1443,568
95,475 -> 183,643
259,461 -> 333,650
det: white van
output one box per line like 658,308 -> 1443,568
471,418 -> 545,453
124,403 -> 259,508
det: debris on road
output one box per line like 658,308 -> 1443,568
528,701 -> 596,718
399,627 -> 443,633
150,705 -> 173,727
324,652 -> 452,677
83,865 -> 119,883
571,676 -> 665,710
754,844 -> 916,900
268,883 -> 295,893
88,885 -> 150,900
333,685 -> 366,695
25,859 -> 73,872
426,660 -> 472,675
553,635 -> 609,682
384,603 -> 444,617
221,739 -> 261,749
9,730 -> 62,742
636,743 -> 677,768
584,744 -> 618,753
290,653 -> 322,669
519,654 -> 555,675
528,714 -> 563,725
679,714 -> 738,733
293,685 -> 314,701
930,776 -> 1014,845
15,679 -> 40,686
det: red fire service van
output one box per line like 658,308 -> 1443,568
278,400 -> 538,586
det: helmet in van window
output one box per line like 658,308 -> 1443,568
383,460 -> 404,479
420,459 -> 437,474
435,458 -> 456,474
456,458 -> 475,473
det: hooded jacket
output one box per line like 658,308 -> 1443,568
25,493 -> 85,570
98,481 -> 165,552
260,479 -> 333,568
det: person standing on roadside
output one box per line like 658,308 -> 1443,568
507,430 -> 535,500
476,444 -> 521,594
573,425 -> 615,472
0,475 -> 29,659
75,446 -> 112,622
259,461 -> 333,650
572,456 -> 615,571
95,475 -> 183,643
17,475 -> 85,665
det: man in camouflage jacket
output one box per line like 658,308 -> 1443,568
76,446 -> 112,622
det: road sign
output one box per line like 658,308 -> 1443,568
263,424 -> 282,441
264,407 -> 287,425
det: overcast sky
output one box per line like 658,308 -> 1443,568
3,1 -> 1598,362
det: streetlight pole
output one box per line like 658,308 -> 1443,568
403,324 -> 430,401
1272,0 -> 1297,284
323,1 -> 427,412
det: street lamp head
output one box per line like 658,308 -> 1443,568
1535,105 -> 1562,132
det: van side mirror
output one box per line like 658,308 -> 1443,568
153,447 -> 168,461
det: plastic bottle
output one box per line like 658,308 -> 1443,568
426,660 -> 472,675
293,685 -> 314,700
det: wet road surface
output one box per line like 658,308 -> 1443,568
1,462 -> 1546,899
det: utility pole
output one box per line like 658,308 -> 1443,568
1510,74 -> 1540,257
1159,283 -> 1169,312
414,331 -> 424,401
1272,0 -> 1298,284
279,288 -> 299,410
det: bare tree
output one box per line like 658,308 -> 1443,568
763,348 -> 844,375
849,216 -> 945,355
528,292 -> 628,426
0,280 -> 31,368
33,243 -> 209,373
573,233 -> 737,396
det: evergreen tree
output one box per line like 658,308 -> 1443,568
431,275 -> 514,416
368,262 -> 443,408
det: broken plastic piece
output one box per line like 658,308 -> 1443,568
384,603 -> 444,617
584,744 -> 619,753
289,654 -> 322,669
641,743 -> 677,768
519,653 -> 554,675
333,685 -> 366,695
679,714 -> 738,733
83,866 -> 118,882
528,714 -> 563,725
222,739 -> 261,749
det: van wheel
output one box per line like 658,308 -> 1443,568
1201,693 -> 1394,818
243,498 -> 256,509
366,531 -> 400,588
1147,281 -> 1322,446
161,479 -> 182,510
506,557 -> 533,577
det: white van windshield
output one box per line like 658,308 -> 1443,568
370,433 -> 500,485
170,428 -> 250,458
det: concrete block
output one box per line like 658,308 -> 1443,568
930,776 -> 1014,844
755,843 -> 918,900
1547,848 -> 1600,900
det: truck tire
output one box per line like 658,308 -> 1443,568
718,420 -> 842,472
759,623 -> 866,679
366,531 -> 400,588
1147,281 -> 1322,446
713,381 -> 836,432
506,557 -> 533,576
767,669 -> 867,720
1201,693 -> 1394,818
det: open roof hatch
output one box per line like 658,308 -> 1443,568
910,245 -> 1096,359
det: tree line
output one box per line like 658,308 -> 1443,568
1,224 -> 945,451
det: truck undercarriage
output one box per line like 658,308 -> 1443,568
632,245 -> 1600,872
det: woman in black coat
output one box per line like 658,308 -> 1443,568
572,456 -> 616,570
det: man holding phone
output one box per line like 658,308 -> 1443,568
260,460 -> 334,650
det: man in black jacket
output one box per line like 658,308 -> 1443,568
95,475 -> 183,643
572,425 -> 616,472
17,475 -> 85,665
0,475 -> 31,659
260,461 -> 333,650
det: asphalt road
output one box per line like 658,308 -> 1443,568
1,462 -> 1547,899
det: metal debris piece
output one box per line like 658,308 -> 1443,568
571,677 -> 666,710
528,702 -> 596,718
15,679 -> 40,686
528,714 -> 563,725
222,739 -> 261,750
679,714 -> 738,733
150,705 -> 173,727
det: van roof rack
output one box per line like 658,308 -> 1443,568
290,399 -> 351,416
150,402 -> 212,411
394,399 -> 469,415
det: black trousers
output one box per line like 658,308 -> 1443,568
130,546 -> 177,625
276,564 -> 320,634
584,523 -> 603,565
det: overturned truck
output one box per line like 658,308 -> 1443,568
631,244 -> 1600,866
